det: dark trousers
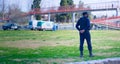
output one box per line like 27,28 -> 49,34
79,31 -> 92,52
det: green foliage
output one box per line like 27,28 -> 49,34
60,0 -> 73,6
56,14 -> 67,23
60,0 -> 68,6
32,0 -> 41,9
31,0 -> 41,20
67,0 -> 73,5
56,0 -> 74,23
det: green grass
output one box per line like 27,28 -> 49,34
0,30 -> 120,64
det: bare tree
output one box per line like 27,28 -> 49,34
0,0 -> 5,19
0,0 -> 2,16
0,0 -> 10,21
4,4 -> 28,24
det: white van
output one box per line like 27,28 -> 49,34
29,20 -> 58,31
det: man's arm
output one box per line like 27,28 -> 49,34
76,19 -> 85,33
76,19 -> 80,31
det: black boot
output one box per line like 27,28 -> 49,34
80,51 -> 83,57
89,51 -> 94,57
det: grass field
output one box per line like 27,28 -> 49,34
0,30 -> 120,64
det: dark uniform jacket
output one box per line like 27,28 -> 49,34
76,16 -> 90,31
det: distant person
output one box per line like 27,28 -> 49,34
76,12 -> 94,57
112,4 -> 113,8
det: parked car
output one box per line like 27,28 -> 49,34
2,23 -> 21,30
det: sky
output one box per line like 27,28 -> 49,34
1,0 -> 119,16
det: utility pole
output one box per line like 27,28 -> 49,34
72,12 -> 75,29
2,0 -> 5,20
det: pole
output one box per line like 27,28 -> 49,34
72,12 -> 75,29
116,8 -> 118,16
48,13 -> 51,22
2,0 -> 5,20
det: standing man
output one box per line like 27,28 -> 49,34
76,12 -> 94,57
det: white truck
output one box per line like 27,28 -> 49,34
29,20 -> 58,31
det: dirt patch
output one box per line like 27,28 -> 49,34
96,52 -> 118,56
11,58 -> 76,64
0,50 -> 4,53
94,46 -> 113,50
12,59 -> 22,62
108,37 -> 120,41
0,40 -> 76,48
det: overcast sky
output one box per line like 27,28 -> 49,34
40,0 -> 119,16
4,0 -> 118,11
1,0 -> 119,16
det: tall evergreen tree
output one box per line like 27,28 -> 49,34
60,0 -> 68,6
56,0 -> 74,23
67,0 -> 73,5
31,0 -> 41,20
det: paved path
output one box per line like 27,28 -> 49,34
65,57 -> 120,64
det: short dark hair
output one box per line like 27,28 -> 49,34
82,12 -> 88,16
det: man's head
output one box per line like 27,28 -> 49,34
82,12 -> 88,17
